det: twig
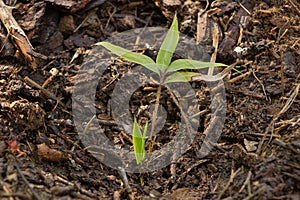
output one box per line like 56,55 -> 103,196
42,68 -> 59,88
82,114 -> 96,135
191,61 -> 239,82
74,9 -> 97,33
273,138 -> 299,154
155,81 -> 195,180
239,2 -> 251,15
228,70 -> 252,83
0,30 -> 9,53
252,71 -> 269,101
280,47 -> 285,96
275,114 -> 300,128
112,14 -> 148,25
286,0 -> 300,15
172,159 -> 209,190
199,0 -> 209,16
216,167 -> 242,200
105,4 -> 117,29
242,132 -> 281,138
148,84 -> 162,154
54,174 -> 97,198
14,157 -> 41,200
256,83 -> 300,154
0,193 -> 30,200
0,179 -> 15,200
283,172 -> 300,182
135,11 -> 154,46
239,170 -> 252,193
208,22 -> 220,76
242,187 -> 265,200
24,76 -> 65,107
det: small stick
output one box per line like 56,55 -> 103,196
286,0 -> 300,16
0,31 -> 9,53
239,170 -> 252,193
24,76 -> 65,107
216,166 -> 242,200
172,159 -> 209,190
199,0 -> 209,16
243,132 -> 280,138
191,61 -> 239,82
256,83 -> 300,154
238,1 -> 251,15
242,187 -> 265,200
42,68 -> 59,88
54,174 -> 97,198
14,157 -> 41,200
252,71 -> 269,101
228,70 -> 251,83
208,22 -> 220,76
280,47 -> 285,96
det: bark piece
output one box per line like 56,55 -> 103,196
0,0 -> 46,69
37,143 -> 69,162
218,0 -> 255,61
45,0 -> 102,13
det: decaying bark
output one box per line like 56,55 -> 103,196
218,0 -> 255,60
0,0 -> 46,69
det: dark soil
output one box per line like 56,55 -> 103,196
0,0 -> 299,199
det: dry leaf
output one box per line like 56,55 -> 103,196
8,140 -> 26,156
244,139 -> 258,152
37,143 -> 68,162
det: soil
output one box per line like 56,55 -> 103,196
0,0 -> 299,199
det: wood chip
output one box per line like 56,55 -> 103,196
37,143 -> 69,162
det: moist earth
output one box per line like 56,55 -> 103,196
0,0 -> 299,199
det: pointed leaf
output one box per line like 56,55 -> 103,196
132,118 -> 146,165
95,42 -> 160,74
167,59 -> 227,72
156,14 -> 179,69
141,120 -> 148,155
142,120 -> 148,139
164,72 -> 199,84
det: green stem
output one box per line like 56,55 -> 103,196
148,83 -> 162,154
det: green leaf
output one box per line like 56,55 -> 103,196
142,120 -> 148,140
233,66 -> 243,74
141,121 -> 148,159
95,42 -> 160,74
164,72 -> 200,84
156,14 -> 179,69
167,59 -> 228,72
132,118 -> 147,165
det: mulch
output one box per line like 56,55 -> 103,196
0,0 -> 299,199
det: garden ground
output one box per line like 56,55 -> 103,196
0,0 -> 299,199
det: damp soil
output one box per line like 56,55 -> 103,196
0,0 -> 299,199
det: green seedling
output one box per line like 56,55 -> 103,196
95,14 -> 227,165
132,118 -> 148,164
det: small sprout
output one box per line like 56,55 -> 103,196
95,14 -> 228,165
132,118 -> 148,165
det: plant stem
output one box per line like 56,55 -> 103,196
148,83 -> 162,154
